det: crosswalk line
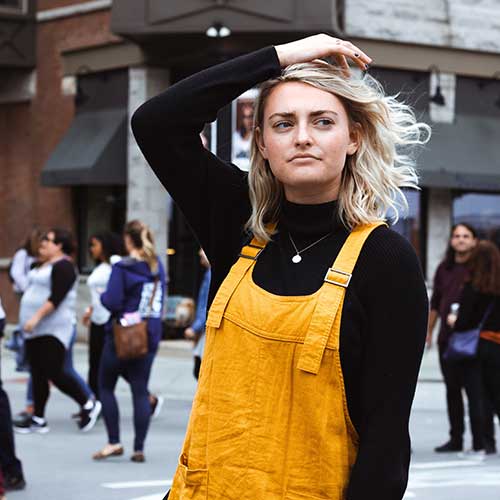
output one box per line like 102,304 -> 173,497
102,479 -> 172,489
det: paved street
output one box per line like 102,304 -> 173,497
2,340 -> 500,500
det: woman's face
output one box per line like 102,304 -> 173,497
256,81 -> 359,203
89,237 -> 104,261
39,231 -> 60,261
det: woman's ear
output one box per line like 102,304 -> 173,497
346,122 -> 361,156
254,127 -> 268,160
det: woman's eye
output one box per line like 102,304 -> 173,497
274,121 -> 292,129
316,118 -> 334,126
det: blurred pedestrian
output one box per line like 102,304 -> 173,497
428,223 -> 479,453
184,249 -> 211,380
0,297 -> 26,493
14,228 -> 101,434
476,238 -> 500,454
83,232 -> 124,400
6,229 -> 40,382
93,220 -> 166,462
446,241 -> 500,455
9,229 -> 40,296
133,34 -> 429,500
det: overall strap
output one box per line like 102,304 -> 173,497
206,238 -> 266,329
297,222 -> 386,375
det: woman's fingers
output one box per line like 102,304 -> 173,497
333,54 -> 350,77
275,34 -> 372,71
329,38 -> 371,70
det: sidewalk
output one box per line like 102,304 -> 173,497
418,345 -> 443,382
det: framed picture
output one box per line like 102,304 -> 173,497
231,88 -> 258,171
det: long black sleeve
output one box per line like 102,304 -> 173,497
131,47 -> 427,500
49,259 -> 77,308
345,230 -> 428,500
132,47 -> 282,281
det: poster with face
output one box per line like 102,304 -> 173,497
231,88 -> 259,172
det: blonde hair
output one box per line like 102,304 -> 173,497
246,61 -> 431,242
124,220 -> 158,274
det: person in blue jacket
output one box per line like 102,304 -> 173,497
93,220 -> 166,463
184,249 -> 211,380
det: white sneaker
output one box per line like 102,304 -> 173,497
79,400 -> 102,432
14,416 -> 50,434
151,395 -> 164,420
458,449 -> 486,460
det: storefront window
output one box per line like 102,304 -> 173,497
0,0 -> 26,13
453,192 -> 500,239
75,186 -> 126,272
391,189 -> 422,258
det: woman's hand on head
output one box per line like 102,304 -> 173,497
275,34 -> 372,73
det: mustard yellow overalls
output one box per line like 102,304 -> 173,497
169,223 -> 383,500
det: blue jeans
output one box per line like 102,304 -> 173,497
99,337 -> 157,452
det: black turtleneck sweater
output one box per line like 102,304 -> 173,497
131,46 -> 428,500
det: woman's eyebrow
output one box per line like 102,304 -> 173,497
268,110 -> 339,121
268,112 -> 295,121
310,110 -> 339,117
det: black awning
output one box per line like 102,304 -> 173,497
41,108 -> 127,187
417,114 -> 500,192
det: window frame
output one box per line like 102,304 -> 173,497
0,0 -> 27,14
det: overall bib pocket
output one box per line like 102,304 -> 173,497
172,454 -> 208,499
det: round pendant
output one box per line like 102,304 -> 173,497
292,254 -> 302,264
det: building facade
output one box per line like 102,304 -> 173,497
1,0 -> 499,320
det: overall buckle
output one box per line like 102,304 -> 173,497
238,244 -> 264,260
324,268 -> 352,288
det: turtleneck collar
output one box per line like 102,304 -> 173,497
279,198 -> 342,237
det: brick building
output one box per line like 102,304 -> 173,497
1,0 -> 500,321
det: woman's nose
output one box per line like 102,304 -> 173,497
294,123 -> 313,147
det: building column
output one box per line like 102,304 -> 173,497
127,66 -> 171,273
426,188 -> 452,283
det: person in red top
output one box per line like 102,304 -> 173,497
427,223 -> 479,452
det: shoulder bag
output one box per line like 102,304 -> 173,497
113,277 -> 159,360
444,302 -> 494,362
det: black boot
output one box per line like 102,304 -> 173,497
434,440 -> 463,453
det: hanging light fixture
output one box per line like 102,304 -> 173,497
429,65 -> 446,106
206,21 -> 231,38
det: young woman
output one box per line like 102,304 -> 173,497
93,220 -> 166,463
132,34 -> 430,499
449,240 -> 500,453
15,229 -> 101,434
83,232 -> 124,400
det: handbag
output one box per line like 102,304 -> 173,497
444,303 -> 494,362
113,277 -> 159,360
